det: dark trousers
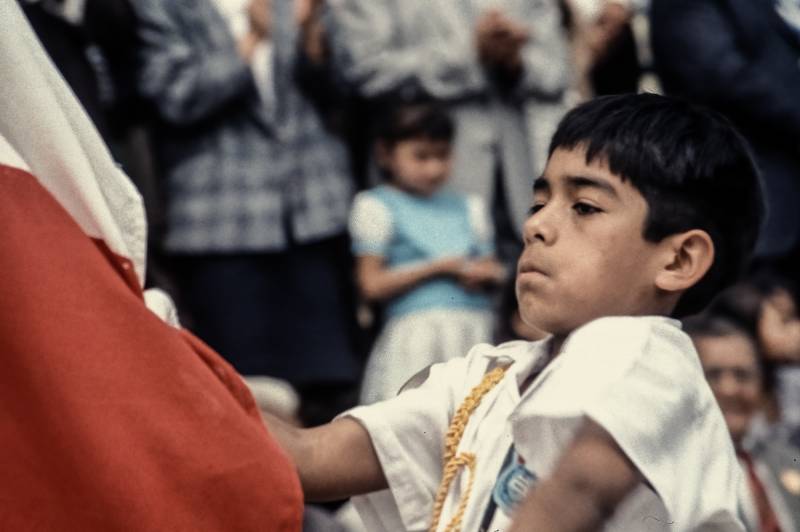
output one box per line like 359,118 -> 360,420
168,235 -> 361,390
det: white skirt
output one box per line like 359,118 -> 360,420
360,308 -> 494,404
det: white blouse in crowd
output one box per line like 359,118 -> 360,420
342,316 -> 747,531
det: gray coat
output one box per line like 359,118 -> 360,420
327,0 -> 571,236
133,0 -> 353,252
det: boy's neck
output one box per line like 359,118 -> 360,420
520,334 -> 567,393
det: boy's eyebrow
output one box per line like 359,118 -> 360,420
532,176 -> 549,192
565,175 -> 620,199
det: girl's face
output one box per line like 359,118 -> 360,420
378,138 -> 452,196
759,288 -> 800,363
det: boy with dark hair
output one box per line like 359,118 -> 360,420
266,93 -> 764,531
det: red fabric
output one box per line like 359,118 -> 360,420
0,164 -> 302,531
739,451 -> 782,532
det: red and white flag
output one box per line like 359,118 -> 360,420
0,1 -> 302,529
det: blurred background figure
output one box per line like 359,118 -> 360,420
650,0 -> 800,277
707,277 -> 800,444
349,104 -> 505,404
326,0 -> 571,267
686,312 -> 800,532
131,0 -> 360,427
563,0 -> 641,98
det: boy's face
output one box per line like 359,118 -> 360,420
516,147 -> 666,336
378,138 -> 452,196
695,333 -> 762,445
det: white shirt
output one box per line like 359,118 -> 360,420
344,316 -> 747,531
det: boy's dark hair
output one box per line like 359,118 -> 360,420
374,103 -> 455,146
684,312 -> 775,393
549,93 -> 765,317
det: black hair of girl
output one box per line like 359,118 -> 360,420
374,102 -> 455,146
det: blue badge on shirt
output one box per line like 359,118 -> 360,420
492,448 -> 537,517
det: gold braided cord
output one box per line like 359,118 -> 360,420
428,365 -> 509,532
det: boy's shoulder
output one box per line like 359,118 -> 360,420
558,315 -> 700,387
514,316 -> 712,432
564,315 -> 688,356
398,340 -> 548,396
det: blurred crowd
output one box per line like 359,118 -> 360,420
18,0 -> 800,529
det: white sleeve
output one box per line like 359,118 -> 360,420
349,192 -> 392,256
510,317 -> 743,530
466,195 -> 495,257
339,350 -> 481,531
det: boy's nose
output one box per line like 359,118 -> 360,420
522,206 -> 556,245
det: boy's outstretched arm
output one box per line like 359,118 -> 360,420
510,420 -> 640,531
263,414 -> 388,501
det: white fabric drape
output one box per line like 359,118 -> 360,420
0,0 -> 178,325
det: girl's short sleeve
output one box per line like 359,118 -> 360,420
349,192 -> 392,256
466,195 -> 495,257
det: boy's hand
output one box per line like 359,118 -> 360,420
509,419 -> 640,531
458,257 -> 506,290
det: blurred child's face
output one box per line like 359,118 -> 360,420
378,138 -> 452,196
516,147 -> 666,336
695,333 -> 763,446
759,288 -> 800,363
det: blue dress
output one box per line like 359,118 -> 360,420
350,184 -> 496,402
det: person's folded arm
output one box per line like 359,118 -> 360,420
509,419 -> 640,531
326,0 -> 487,101
132,0 -> 256,127
512,1 -> 571,100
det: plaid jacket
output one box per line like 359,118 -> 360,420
134,0 -> 353,252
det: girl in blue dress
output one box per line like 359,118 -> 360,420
350,104 -> 506,403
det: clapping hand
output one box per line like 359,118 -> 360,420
476,9 -> 530,76
248,0 -> 271,40
296,0 -> 327,64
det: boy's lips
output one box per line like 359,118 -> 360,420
517,259 -> 548,277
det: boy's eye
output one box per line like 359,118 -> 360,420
528,203 -> 545,216
573,202 -> 601,216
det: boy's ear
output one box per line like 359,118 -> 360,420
654,229 -> 715,294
